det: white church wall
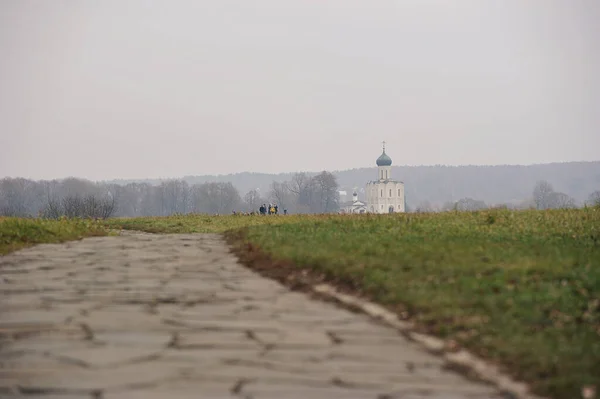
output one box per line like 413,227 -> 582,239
378,165 -> 391,180
365,145 -> 406,214
366,178 -> 405,213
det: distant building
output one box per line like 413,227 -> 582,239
340,192 -> 368,214
366,142 -> 405,213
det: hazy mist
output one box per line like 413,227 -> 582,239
1,0 -> 599,181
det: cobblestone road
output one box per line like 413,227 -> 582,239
1,234 -> 506,398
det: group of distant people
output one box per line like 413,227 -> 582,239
230,203 -> 287,216
259,203 -> 287,215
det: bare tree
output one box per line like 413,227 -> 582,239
284,172 -> 314,213
549,192 -> 576,209
43,193 -> 117,219
138,184 -> 161,216
286,172 -> 311,195
533,180 -> 555,210
83,194 -> 117,219
190,182 -> 241,214
43,197 -> 62,219
0,178 -> 34,216
61,177 -> 100,198
158,180 -> 189,215
62,195 -> 83,218
113,183 -> 145,217
243,189 -> 263,212
99,195 -> 117,219
531,180 -> 578,210
587,191 -> 600,207
269,181 -> 290,210
454,197 -> 487,211
310,171 -> 340,213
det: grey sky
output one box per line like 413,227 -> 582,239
1,0 -> 599,181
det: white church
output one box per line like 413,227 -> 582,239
340,191 -> 368,214
366,142 -> 405,213
341,142 -> 406,214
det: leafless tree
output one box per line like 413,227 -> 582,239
99,194 -> 117,219
549,192 -> 576,209
533,180 -> 555,210
286,172 -> 310,195
454,197 -> 487,211
82,194 -> 117,219
0,178 -> 34,216
243,189 -> 263,212
43,197 -> 62,219
269,181 -> 290,210
62,195 -> 83,218
190,182 -> 241,214
43,191 -> 117,219
113,183 -> 144,217
532,181 -> 577,210
284,172 -> 314,213
61,177 -> 100,198
310,171 -> 340,213
138,184 -> 161,216
158,180 -> 189,216
587,191 -> 600,207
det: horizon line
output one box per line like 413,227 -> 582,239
3,159 -> 598,183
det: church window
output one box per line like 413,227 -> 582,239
398,189 -> 401,196
389,189 -> 392,197
380,189 -> 383,197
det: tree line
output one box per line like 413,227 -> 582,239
108,162 -> 600,208
533,181 -> 599,210
1,174 -> 597,219
412,180 -> 600,212
0,171 -> 341,218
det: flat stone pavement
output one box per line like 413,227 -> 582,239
0,233 -> 506,399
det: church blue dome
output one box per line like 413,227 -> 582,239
376,150 -> 392,166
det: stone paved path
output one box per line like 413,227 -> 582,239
1,233 -> 506,399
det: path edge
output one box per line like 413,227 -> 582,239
310,283 -> 546,399
224,230 -> 549,399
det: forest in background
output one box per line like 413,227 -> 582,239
1,161 -> 599,218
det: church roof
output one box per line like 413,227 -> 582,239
341,200 -> 366,207
376,146 -> 392,166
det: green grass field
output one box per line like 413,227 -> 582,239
2,209 -> 599,398
0,217 -> 109,255
105,209 -> 600,398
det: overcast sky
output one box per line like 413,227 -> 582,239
1,1 -> 599,181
